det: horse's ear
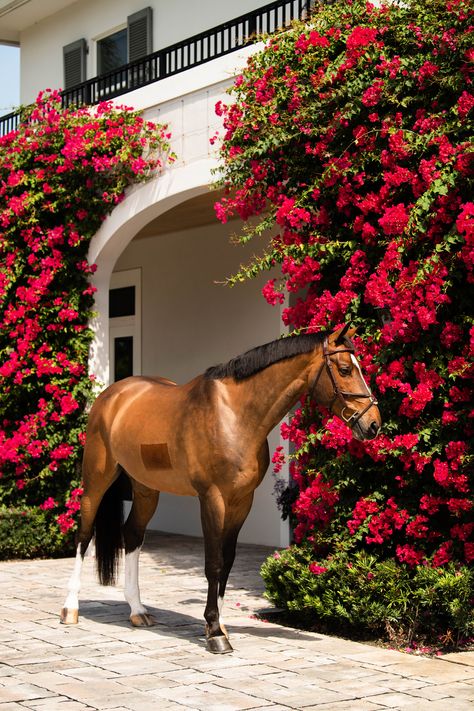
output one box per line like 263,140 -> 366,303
332,323 -> 357,346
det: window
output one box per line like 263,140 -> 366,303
63,7 -> 153,86
97,28 -> 127,74
113,335 -> 134,382
109,285 -> 135,318
109,269 -> 141,382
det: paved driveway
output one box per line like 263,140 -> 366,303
0,531 -> 473,710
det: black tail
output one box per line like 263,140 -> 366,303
95,476 -> 124,586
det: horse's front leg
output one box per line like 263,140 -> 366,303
199,488 -> 233,654
217,491 -> 255,636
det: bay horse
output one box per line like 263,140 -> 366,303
60,325 -> 381,653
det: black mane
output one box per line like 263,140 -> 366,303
204,333 -> 325,381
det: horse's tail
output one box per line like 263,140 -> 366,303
95,474 -> 124,586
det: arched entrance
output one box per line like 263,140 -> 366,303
87,161 -> 289,547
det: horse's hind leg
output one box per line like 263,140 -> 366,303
60,542 -> 86,624
60,489 -> 106,625
123,479 -> 159,627
60,439 -> 118,625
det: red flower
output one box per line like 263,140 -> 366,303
396,544 -> 425,567
361,80 -> 384,107
346,26 -> 378,50
464,543 -> 474,563
432,541 -> 453,567
378,203 -> 410,236
457,91 -> 474,118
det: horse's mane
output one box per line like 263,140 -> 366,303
204,333 -> 325,382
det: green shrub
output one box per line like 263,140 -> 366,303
261,545 -> 474,648
0,506 -> 75,560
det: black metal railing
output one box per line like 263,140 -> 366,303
0,0 -> 314,138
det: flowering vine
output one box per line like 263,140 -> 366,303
215,0 -> 473,568
0,91 -> 172,536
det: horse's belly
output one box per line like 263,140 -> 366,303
131,466 -> 197,497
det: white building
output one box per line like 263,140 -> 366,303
0,0 -> 312,547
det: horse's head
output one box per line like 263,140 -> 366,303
309,324 -> 381,441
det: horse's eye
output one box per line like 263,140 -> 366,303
339,366 -> 352,376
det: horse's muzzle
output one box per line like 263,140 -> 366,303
352,418 -> 381,441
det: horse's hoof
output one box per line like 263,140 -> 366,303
60,607 -> 79,625
130,612 -> 158,627
206,635 -> 233,654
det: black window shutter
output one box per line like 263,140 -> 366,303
63,39 -> 87,89
127,7 -> 153,62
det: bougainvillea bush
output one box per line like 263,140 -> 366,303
0,91 -> 171,557
215,0 -> 473,641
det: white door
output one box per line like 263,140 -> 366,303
109,268 -> 141,382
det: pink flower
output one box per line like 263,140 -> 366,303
272,446 -> 285,473
40,497 -> 57,510
59,394 -> 79,416
50,443 -> 74,460
295,30 -> 330,54
56,513 -> 74,534
309,563 -> 328,575
262,278 -> 285,306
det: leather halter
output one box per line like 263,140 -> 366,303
310,337 -> 378,429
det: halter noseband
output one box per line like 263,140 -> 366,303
310,337 -> 378,429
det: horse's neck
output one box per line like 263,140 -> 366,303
226,352 -> 314,441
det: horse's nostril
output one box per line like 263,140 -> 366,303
369,421 -> 380,437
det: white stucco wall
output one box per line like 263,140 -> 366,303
113,220 -> 288,547
19,0 -> 271,104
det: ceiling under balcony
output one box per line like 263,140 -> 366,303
0,0 -> 77,43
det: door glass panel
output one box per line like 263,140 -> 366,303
109,286 -> 135,318
114,336 -> 133,381
98,28 -> 127,74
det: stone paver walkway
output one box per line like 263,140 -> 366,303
0,531 -> 473,710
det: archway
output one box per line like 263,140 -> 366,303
87,160 -> 289,546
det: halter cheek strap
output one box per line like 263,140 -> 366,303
310,337 -> 378,429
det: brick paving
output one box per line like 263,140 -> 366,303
0,531 -> 472,710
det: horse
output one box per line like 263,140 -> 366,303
60,324 -> 381,654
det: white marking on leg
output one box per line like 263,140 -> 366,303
63,543 -> 83,611
124,548 -> 147,617
218,594 -> 226,628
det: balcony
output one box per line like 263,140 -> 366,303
0,0 -> 315,137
